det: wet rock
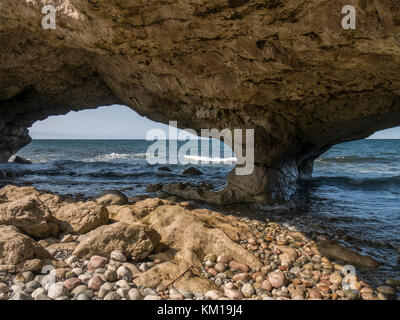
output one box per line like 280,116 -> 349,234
95,190 -> 128,206
182,167 -> 203,176
146,183 -> 163,193
317,240 -> 381,268
9,156 -> 32,165
345,289 -> 359,300
385,278 -> 400,287
158,167 -> 171,172
377,286 -> 396,297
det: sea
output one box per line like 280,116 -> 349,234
0,138 -> 399,286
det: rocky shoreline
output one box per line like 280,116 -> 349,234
0,185 -> 399,301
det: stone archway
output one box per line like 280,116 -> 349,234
1,0 -> 400,203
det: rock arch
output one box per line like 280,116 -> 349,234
1,0 -> 400,203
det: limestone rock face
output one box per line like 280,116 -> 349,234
0,225 -> 51,273
73,222 -> 160,260
0,195 -> 59,238
1,1 -> 400,202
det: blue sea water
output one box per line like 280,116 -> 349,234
0,138 -> 399,284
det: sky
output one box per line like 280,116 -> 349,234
29,104 -> 400,139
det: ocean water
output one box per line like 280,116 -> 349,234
0,139 -> 399,285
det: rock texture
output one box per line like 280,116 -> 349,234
0,195 -> 59,238
317,240 -> 381,268
0,185 -> 109,235
0,225 -> 51,272
1,0 -> 400,202
51,201 -> 109,234
73,222 -> 160,260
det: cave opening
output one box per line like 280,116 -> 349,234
0,105 -> 236,198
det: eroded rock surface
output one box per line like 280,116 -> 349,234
0,195 -> 59,238
0,225 -> 51,272
51,202 -> 109,235
134,204 -> 262,291
1,1 -> 400,203
73,222 -> 160,260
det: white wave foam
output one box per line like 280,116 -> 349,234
134,153 -> 151,158
183,155 -> 237,164
84,152 -> 152,162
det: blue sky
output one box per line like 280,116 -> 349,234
29,104 -> 400,139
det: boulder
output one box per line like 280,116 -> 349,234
95,190 -> 128,206
0,185 -> 41,202
107,205 -> 142,224
146,183 -> 163,193
9,156 -> 32,164
51,202 -> 109,234
182,167 -> 203,176
0,225 -> 50,273
317,240 -> 381,269
73,222 -> 160,261
0,196 -> 59,238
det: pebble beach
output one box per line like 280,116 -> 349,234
1,185 -> 399,301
